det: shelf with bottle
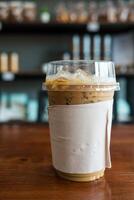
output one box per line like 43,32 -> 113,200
0,71 -> 45,82
0,1 -> 133,26
0,51 -> 45,81
0,1 -> 37,23
0,51 -> 20,73
0,21 -> 133,34
116,64 -> 134,78
0,91 -> 48,123
117,74 -> 134,78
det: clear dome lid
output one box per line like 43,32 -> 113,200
45,60 -> 120,91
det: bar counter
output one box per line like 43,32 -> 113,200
0,124 -> 134,200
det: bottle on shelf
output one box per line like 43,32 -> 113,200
8,52 -> 19,73
23,2 -> 37,22
40,7 -> 50,23
98,2 -> 107,23
27,98 -> 38,122
0,93 -> 8,122
118,1 -> 129,23
9,1 -> 23,22
83,35 -> 91,60
74,2 -> 88,23
107,1 -> 117,23
0,52 -> 8,73
88,1 -> 98,23
104,35 -> 112,61
72,35 -> 80,60
62,52 -> 71,60
0,1 -> 9,22
128,1 -> 134,22
93,35 -> 101,60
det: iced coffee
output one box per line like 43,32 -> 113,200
45,60 -> 119,182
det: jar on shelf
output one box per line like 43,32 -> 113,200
98,2 -> 108,23
128,1 -> 134,22
0,2 -> 9,22
55,3 -> 69,23
68,3 -> 77,23
118,2 -> 129,22
107,1 -> 117,23
8,52 -> 19,73
9,1 -> 23,23
23,2 -> 37,22
75,2 -> 88,23
40,8 -> 51,23
0,52 -> 8,73
88,2 -> 98,23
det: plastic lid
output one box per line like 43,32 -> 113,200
45,60 -> 120,91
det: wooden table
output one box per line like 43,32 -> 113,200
0,124 -> 134,200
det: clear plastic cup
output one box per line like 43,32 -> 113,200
45,60 -> 120,182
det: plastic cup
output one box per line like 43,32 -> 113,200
45,60 -> 120,182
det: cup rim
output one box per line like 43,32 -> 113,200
48,60 -> 114,65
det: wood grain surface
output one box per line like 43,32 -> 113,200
0,124 -> 134,200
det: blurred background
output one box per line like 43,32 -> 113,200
0,0 -> 133,124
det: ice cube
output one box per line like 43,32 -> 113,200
56,68 -> 73,80
74,69 -> 91,81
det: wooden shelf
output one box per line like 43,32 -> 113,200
0,72 -> 45,81
117,74 -> 134,78
0,22 -> 133,35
